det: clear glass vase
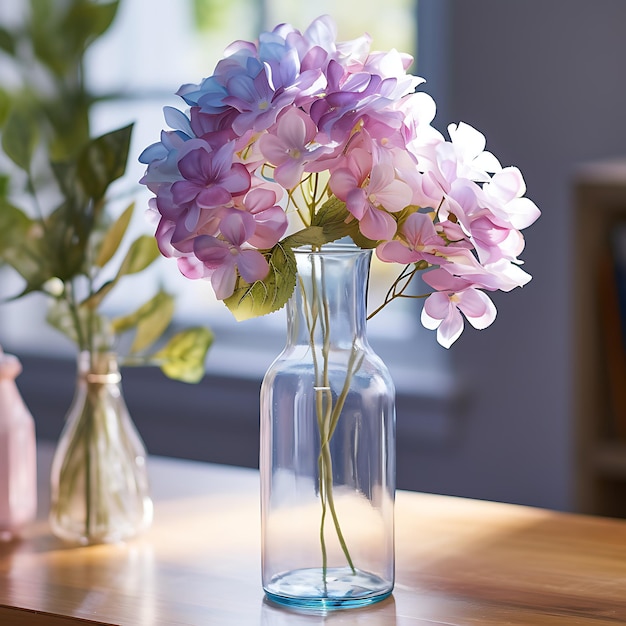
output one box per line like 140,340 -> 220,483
49,351 -> 153,544
260,244 -> 396,610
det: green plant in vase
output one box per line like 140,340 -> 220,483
0,1 -> 213,543
0,119 -> 213,542
1,121 -> 212,378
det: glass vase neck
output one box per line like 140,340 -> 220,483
287,245 -> 372,349
77,351 -> 119,374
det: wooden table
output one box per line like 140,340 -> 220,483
2,448 -> 626,625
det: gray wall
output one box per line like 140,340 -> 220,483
412,0 -> 626,511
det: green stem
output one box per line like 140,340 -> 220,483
64,282 -> 87,352
308,173 -> 320,223
317,443 -> 329,591
56,399 -> 90,514
328,347 -> 364,442
70,360 -> 113,540
54,376 -> 99,539
320,439 -> 355,572
367,263 -> 430,320
303,255 -> 359,582
25,169 -> 48,226
84,392 -> 93,536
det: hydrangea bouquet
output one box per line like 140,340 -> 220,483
139,15 -> 539,347
139,14 -> 540,606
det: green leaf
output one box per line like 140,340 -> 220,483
44,199 -> 92,281
27,0 -> 61,76
95,201 -> 134,268
349,228 -> 379,250
30,0 -> 120,77
0,201 -> 32,257
47,95 -> 91,161
63,0 -> 121,46
155,327 -> 214,383
50,160 -> 82,202
1,107 -> 39,170
83,235 -> 160,309
77,124 -> 133,201
82,279 -> 116,310
30,0 -> 69,76
0,250 -> 50,295
0,175 -> 9,199
395,205 -> 421,231
311,196 -> 354,243
281,226 -> 328,248
0,89 -> 12,128
0,26 -> 16,55
111,290 -> 175,354
282,196 -> 371,250
224,243 -> 297,321
116,235 -> 160,277
0,200 -> 51,292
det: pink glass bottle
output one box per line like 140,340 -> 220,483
0,347 -> 37,540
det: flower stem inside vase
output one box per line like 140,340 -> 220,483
300,251 -> 374,591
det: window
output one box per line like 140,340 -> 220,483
0,0 -> 452,397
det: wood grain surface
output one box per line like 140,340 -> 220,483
1,446 -> 626,625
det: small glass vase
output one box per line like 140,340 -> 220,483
260,244 -> 396,610
49,351 -> 153,544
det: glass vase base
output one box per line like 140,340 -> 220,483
264,567 -> 392,610
49,512 -> 152,545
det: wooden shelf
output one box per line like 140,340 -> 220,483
593,442 -> 626,478
574,159 -> 626,517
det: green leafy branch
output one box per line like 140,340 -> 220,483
0,123 -> 212,382
0,0 -> 121,163
0,1 -> 212,383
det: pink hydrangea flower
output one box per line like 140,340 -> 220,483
193,211 -> 270,300
171,140 -> 250,211
376,212 -> 446,265
258,108 -> 331,189
139,15 -> 540,346
329,148 -> 412,240
421,269 -> 497,348
238,186 -> 288,248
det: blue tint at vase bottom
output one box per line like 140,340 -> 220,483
264,567 -> 393,610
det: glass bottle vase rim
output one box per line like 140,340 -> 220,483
293,242 -> 372,257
